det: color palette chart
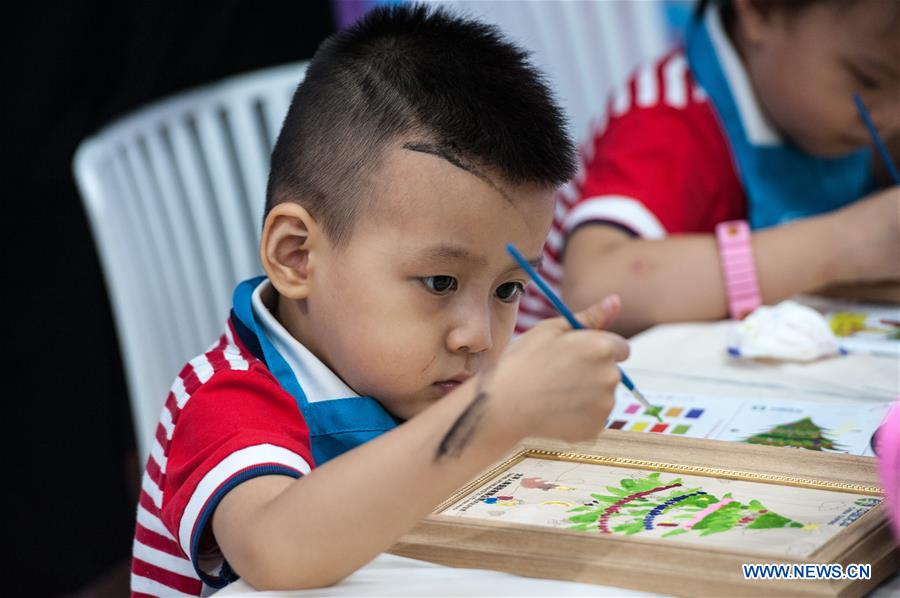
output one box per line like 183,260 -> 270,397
605,390 -> 891,456
605,390 -> 731,440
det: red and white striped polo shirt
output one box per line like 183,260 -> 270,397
130,318 -> 314,597
516,49 -> 746,333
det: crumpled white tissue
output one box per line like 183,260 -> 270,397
728,300 -> 841,362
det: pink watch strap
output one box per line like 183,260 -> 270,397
716,220 -> 761,320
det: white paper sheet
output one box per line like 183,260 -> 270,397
607,390 -> 892,456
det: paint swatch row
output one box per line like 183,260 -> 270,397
623,403 -> 705,419
607,420 -> 692,434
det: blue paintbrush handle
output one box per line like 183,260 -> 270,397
506,243 -> 650,408
854,93 -> 900,185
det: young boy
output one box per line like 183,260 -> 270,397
130,5 -> 629,596
518,0 -> 900,337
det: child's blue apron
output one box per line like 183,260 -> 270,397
684,11 -> 874,229
230,276 -> 400,466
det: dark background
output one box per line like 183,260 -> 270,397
5,2 -> 334,595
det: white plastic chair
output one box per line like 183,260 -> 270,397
74,62 -> 308,461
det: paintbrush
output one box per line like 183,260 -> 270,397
853,93 -> 900,185
506,243 -> 660,422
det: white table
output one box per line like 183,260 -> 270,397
214,552 -> 653,597
216,302 -> 899,597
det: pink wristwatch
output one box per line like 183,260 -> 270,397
715,220 -> 761,320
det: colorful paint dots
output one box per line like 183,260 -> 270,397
608,401 -> 705,436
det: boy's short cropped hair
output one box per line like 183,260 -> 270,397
265,3 -> 576,246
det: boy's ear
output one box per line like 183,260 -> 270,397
260,202 -> 322,300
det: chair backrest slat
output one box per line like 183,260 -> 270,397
109,149 -> 179,361
122,140 -> 198,360
96,160 -> 169,442
166,119 -> 235,313
225,95 -> 271,237
143,128 -> 216,345
193,108 -> 260,282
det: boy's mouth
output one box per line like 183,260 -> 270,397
432,373 -> 473,396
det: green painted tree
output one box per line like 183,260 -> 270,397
566,472 -> 805,538
743,417 -> 843,452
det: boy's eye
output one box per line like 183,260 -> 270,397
422,275 -> 458,295
857,73 -> 878,89
496,281 -> 524,302
850,65 -> 879,89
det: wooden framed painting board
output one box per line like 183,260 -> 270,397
391,432 -> 899,597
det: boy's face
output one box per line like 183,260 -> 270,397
738,0 -> 899,157
292,144 -> 554,420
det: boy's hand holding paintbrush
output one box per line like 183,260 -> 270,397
486,295 -> 630,443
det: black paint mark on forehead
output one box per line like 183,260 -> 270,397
403,141 -> 512,202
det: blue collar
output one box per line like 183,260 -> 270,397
231,277 -> 401,465
685,8 -> 874,229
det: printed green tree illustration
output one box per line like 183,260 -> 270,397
566,472 -> 805,538
743,417 -> 844,452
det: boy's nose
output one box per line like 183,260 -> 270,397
446,308 -> 493,355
